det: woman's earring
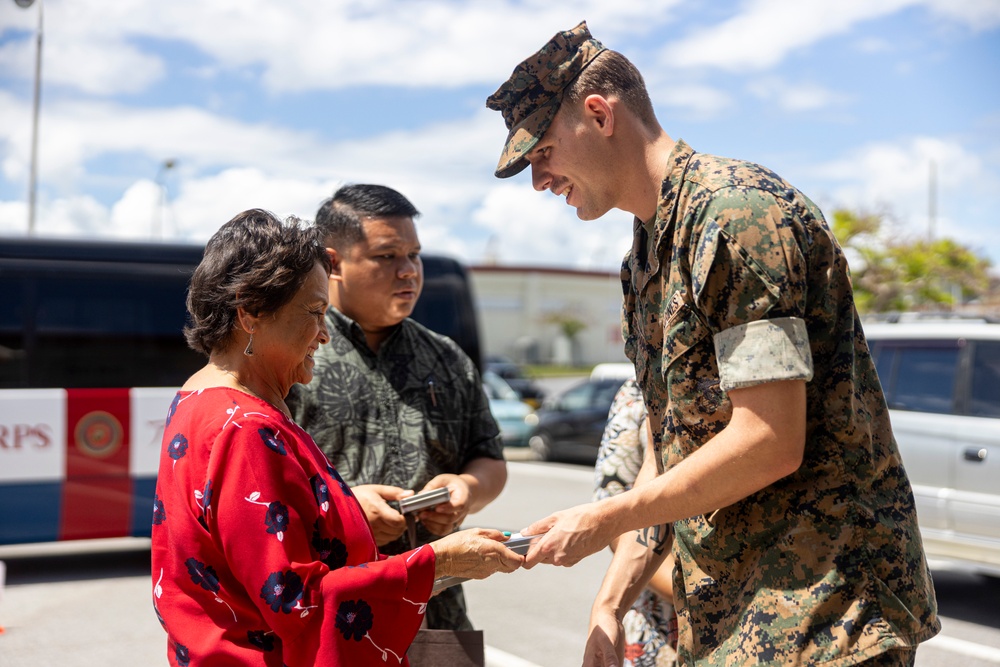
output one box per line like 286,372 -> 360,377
244,330 -> 255,357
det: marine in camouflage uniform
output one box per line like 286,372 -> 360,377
487,21 -> 939,666
620,139 -> 939,665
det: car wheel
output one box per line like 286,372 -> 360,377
528,433 -> 552,461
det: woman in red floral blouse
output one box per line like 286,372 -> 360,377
151,209 -> 523,666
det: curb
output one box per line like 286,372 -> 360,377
502,447 -> 538,462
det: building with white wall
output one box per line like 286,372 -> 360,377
469,265 -> 628,367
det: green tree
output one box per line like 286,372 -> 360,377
831,209 -> 993,313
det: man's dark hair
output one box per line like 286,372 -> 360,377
564,50 -> 657,128
184,208 -> 332,356
314,184 -> 420,250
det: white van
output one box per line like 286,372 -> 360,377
864,316 -> 1000,577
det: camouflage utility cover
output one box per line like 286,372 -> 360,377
621,140 -> 940,665
486,20 -> 605,179
287,307 -> 503,630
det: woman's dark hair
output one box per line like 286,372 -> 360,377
564,50 -> 657,128
314,183 -> 420,250
184,208 -> 332,356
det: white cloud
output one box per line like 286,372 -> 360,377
108,180 -> 161,238
805,136 -> 1000,259
0,92 -> 333,184
922,0 -> 1000,28
34,194 -> 112,237
2,3 -> 164,95
0,200 -> 30,235
2,0 -> 997,275
649,82 -> 734,117
162,168 -> 333,240
746,77 -> 843,112
195,0 -> 679,93
471,182 -> 633,268
1,0 -> 679,96
854,37 -> 893,54
657,0 -> 953,72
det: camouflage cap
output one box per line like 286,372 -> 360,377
486,21 -> 606,179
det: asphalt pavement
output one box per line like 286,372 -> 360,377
2,375 -> 999,667
3,461 -> 998,667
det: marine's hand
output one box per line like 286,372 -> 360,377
521,502 -> 614,569
418,474 -> 471,536
351,484 -> 412,546
430,528 -> 524,580
583,607 -> 624,667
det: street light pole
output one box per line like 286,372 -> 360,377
14,0 -> 43,236
153,159 -> 176,240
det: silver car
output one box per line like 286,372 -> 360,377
864,316 -> 1000,577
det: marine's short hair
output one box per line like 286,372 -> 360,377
184,208 -> 332,356
563,49 -> 657,128
314,183 -> 420,250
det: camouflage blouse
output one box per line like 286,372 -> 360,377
620,140 -> 940,665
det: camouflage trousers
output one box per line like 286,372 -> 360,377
426,584 -> 474,631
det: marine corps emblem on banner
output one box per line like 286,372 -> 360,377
74,410 -> 124,458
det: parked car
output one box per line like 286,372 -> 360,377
526,376 -> 626,463
589,362 -> 635,381
864,315 -> 1000,577
482,370 -> 534,447
484,355 -> 546,407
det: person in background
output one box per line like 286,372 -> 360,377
593,378 -> 677,667
287,184 -> 506,631
151,209 -> 522,666
487,21 -> 939,666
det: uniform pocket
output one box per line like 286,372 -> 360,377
662,291 -> 710,371
661,293 -> 726,435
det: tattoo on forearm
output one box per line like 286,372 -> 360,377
634,524 -> 669,555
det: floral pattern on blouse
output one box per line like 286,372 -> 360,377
151,387 -> 435,666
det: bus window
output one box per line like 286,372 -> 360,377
31,273 -> 202,389
0,276 -> 28,387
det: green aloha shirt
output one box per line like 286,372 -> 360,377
620,139 -> 940,666
287,307 -> 504,630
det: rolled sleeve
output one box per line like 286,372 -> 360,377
714,317 -> 813,392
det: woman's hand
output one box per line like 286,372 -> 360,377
430,528 -> 524,580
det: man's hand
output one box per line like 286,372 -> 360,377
521,501 -> 618,569
417,474 -> 471,536
583,607 -> 625,667
351,484 -> 412,546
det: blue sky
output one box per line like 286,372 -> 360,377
2,0 -> 999,272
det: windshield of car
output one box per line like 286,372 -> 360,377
482,370 -> 521,401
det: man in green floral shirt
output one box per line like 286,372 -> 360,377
487,22 -> 939,666
287,183 -> 507,631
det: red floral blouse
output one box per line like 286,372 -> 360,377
151,387 -> 435,666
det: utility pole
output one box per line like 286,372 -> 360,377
14,0 -> 43,236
